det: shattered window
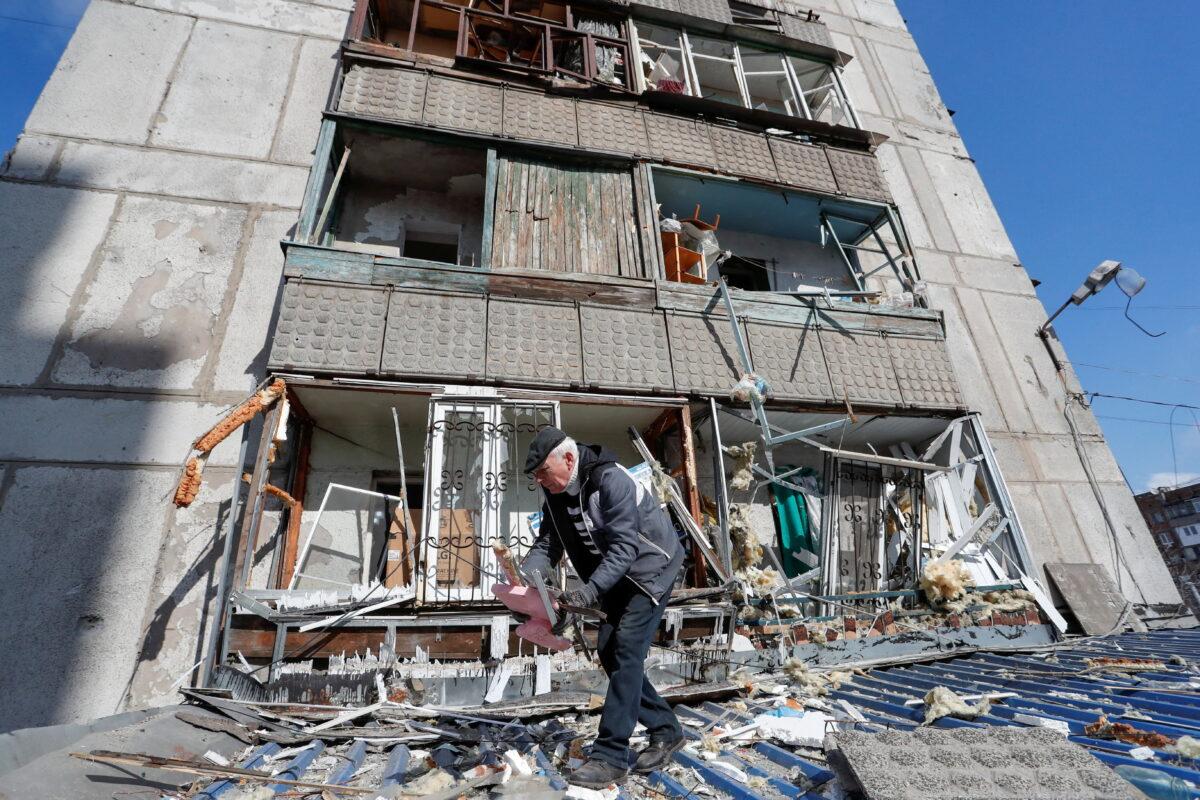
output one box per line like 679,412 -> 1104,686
739,46 -> 800,115
637,23 -> 689,94
687,35 -> 743,106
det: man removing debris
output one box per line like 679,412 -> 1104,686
520,426 -> 685,788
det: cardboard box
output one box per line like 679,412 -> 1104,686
435,508 -> 480,588
383,505 -> 421,588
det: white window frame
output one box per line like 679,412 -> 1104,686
630,20 -> 859,128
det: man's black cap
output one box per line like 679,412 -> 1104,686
524,426 -> 568,474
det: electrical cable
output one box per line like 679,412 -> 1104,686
1087,393 -> 1200,411
1075,363 -> 1200,385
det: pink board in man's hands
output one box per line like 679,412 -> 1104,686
492,583 -> 573,651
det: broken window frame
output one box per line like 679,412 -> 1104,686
353,0 -> 633,89
630,20 -> 860,129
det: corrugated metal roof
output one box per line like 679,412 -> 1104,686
658,629 -> 1200,800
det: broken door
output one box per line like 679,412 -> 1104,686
421,396 -> 558,602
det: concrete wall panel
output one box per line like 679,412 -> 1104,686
644,114 -> 717,168
868,42 -> 952,131
665,312 -> 744,396
53,196 -> 249,390
920,149 -> 1017,259
2,133 -> 60,181
486,298 -> 583,388
580,305 -> 673,392
53,140 -> 310,207
745,318 -> 835,403
922,285 -> 1003,428
0,466 -> 177,732
24,2 -> 192,145
503,90 -> 578,147
339,63 -> 427,124
820,328 -> 904,407
576,102 -> 649,157
270,282 -> 387,373
212,210 -> 297,393
151,21 -> 298,159
0,184 -> 118,387
132,0 -> 349,38
382,291 -> 487,379
273,38 -> 342,165
422,77 -> 503,136
952,287 -> 1036,433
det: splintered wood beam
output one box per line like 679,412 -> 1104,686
678,404 -> 706,587
277,419 -> 313,589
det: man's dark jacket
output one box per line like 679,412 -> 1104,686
521,444 -> 683,602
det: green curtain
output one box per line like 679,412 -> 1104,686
772,466 -> 819,577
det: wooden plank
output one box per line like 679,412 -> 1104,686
277,420 -> 313,589
480,148 -> 498,270
623,170 -> 643,278
491,156 -> 509,270
679,405 -> 706,587
516,158 -> 532,268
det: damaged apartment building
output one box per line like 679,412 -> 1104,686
0,0 -> 1193,774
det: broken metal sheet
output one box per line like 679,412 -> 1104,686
885,334 -> 963,409
338,63 -> 427,124
575,101 -> 649,156
819,327 -> 904,407
422,76 -> 504,137
502,89 -> 578,147
579,305 -> 674,392
381,290 -> 486,380
268,282 -> 386,374
768,136 -> 839,195
707,126 -> 779,182
665,311 -> 747,396
485,298 -> 583,388
1046,562 -> 1132,636
644,113 -> 717,168
826,146 -> 893,203
744,318 -> 836,403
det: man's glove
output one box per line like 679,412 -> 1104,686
561,584 -> 598,609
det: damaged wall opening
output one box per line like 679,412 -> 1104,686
359,0 -> 632,89
309,129 -> 487,266
653,167 -> 912,295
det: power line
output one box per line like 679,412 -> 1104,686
1087,392 -> 1200,411
1095,414 -> 1200,428
1078,305 -> 1200,310
0,14 -> 76,29
1075,362 -> 1200,385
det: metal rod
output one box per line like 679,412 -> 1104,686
708,397 -> 733,577
311,144 -> 351,245
201,437 -> 250,687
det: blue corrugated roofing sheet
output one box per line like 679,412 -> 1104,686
656,629 -> 1200,800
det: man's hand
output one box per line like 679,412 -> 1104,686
561,584 -> 598,609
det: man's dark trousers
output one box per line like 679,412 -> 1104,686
588,582 -> 683,768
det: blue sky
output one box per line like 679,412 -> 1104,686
1,0 -> 1195,491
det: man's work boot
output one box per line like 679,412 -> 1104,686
567,758 -> 629,788
633,736 -> 685,773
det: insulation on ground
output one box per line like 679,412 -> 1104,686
921,686 -> 992,725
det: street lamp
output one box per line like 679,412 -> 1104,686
1037,259 -> 1163,371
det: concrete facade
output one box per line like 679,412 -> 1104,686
0,0 -> 1180,732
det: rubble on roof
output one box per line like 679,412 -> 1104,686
38,629 -> 1200,800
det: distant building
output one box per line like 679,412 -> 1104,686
1136,479 -> 1200,619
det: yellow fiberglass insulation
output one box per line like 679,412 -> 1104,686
729,503 -> 763,570
920,559 -> 974,605
921,686 -> 992,726
1169,735 -> 1200,758
723,441 -> 758,492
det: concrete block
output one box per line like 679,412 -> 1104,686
151,21 -> 298,159
53,140 -> 310,206
54,196 -> 248,390
911,248 -> 958,285
874,145 -> 932,250
0,393 -> 242,466
954,255 -> 1036,296
828,31 -> 884,117
0,466 -> 177,731
272,37 -> 341,165
134,0 -> 349,38
893,144 -> 960,252
24,2 -> 192,145
2,133 -> 60,181
1006,483 -> 1058,575
978,292 -> 1071,435
846,0 -> 906,30
831,726 -> 1142,800
1080,438 -> 1127,484
126,470 -> 234,708
891,120 -> 970,158
212,210 -> 296,393
870,42 -> 952,131
953,287 -> 1036,433
922,287 -> 1003,427
0,183 -> 118,386
1097,483 -> 1182,605
1025,436 -> 1087,483
985,431 -> 1035,481
1033,483 -> 1090,563
920,149 -> 1017,258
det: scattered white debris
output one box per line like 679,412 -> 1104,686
1012,713 -> 1071,735
707,759 -> 750,784
754,710 -> 834,747
565,784 -> 619,800
1168,735 -> 1200,758
1128,746 -> 1154,760
504,749 -> 534,777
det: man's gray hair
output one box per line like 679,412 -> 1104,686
548,436 -> 577,462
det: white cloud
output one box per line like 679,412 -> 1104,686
1144,472 -> 1200,492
